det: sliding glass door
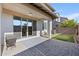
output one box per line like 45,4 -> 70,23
28,20 -> 32,36
13,16 -> 21,39
21,18 -> 27,36
32,20 -> 37,36
13,16 -> 37,38
27,20 -> 37,36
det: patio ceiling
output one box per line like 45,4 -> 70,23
30,3 -> 58,19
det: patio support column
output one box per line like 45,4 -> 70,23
37,20 -> 42,36
48,20 -> 52,39
0,4 -> 2,56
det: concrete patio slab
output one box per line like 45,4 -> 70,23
15,39 -> 79,56
2,37 -> 49,56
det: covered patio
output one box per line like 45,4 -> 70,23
0,3 -> 57,56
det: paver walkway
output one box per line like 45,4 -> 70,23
15,39 -> 79,56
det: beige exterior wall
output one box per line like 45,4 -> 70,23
0,4 -> 2,45
1,13 -> 13,45
0,4 -> 2,56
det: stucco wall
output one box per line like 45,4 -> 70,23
0,4 -> 2,56
1,13 -> 13,45
0,6 -> 1,44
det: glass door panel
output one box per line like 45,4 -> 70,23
32,20 -> 37,36
13,16 -> 21,39
22,18 -> 27,36
28,20 -> 32,36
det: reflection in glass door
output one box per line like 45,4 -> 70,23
13,16 -> 37,38
22,18 -> 27,36
28,20 -> 32,36
32,20 -> 37,36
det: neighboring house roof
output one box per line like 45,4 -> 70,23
60,17 -> 68,20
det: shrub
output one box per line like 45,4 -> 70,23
60,19 -> 77,28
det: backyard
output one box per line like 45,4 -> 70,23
51,19 -> 77,43
52,33 -> 74,43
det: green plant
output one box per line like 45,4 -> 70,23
52,34 -> 74,43
60,19 -> 77,28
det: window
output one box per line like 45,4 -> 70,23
13,16 -> 21,32
13,16 -> 21,20
28,20 -> 32,27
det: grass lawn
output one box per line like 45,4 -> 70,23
52,33 -> 74,43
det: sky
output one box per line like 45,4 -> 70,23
50,3 -> 79,23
